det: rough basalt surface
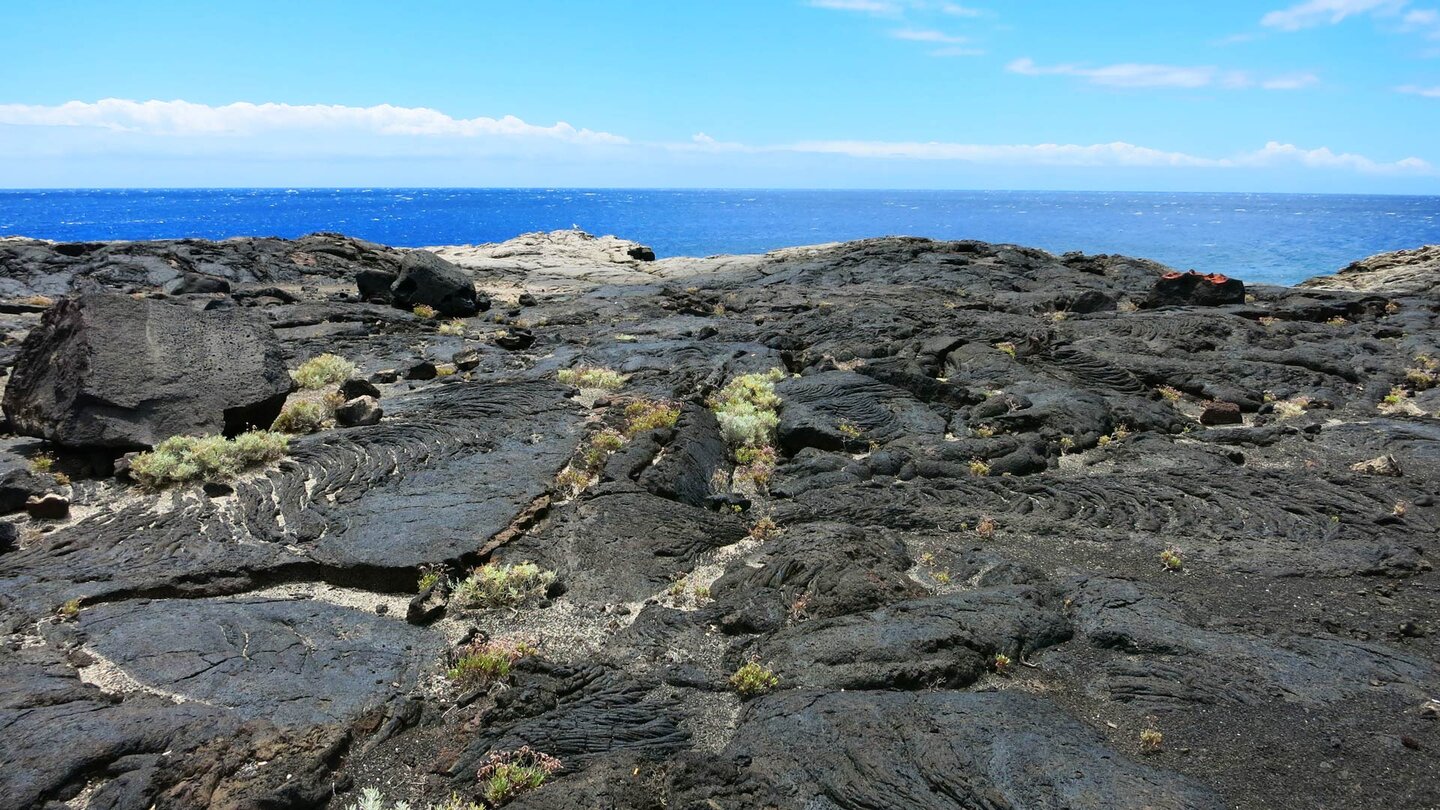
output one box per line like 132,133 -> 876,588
0,230 -> 1437,810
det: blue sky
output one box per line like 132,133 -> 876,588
2,0 -> 1439,191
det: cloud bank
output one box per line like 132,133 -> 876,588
1006,58 -> 1318,90
0,99 -> 626,143
0,99 -> 1430,184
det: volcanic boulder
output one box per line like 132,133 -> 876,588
1,292 -> 292,449
388,250 -> 484,316
1146,270 -> 1245,307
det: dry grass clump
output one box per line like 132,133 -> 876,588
453,562 -> 556,609
130,431 -> 288,489
438,318 -> 466,336
557,366 -> 627,390
291,353 -> 356,390
412,304 -> 438,319
271,400 -> 331,434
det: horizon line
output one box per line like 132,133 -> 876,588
2,186 -> 1440,198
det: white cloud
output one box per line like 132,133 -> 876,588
1398,83 -> 1440,95
0,99 -> 627,143
891,28 -> 968,43
929,45 -> 985,57
807,0 -> 902,13
781,138 -> 1430,174
1007,58 -> 1316,90
1261,0 -> 1405,30
1262,72 -> 1321,89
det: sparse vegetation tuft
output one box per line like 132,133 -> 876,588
447,637 -> 538,688
271,400 -> 331,434
734,444 -> 778,489
624,399 -> 681,436
710,368 -> 785,452
995,341 -> 1017,359
729,659 -> 780,697
1160,548 -> 1183,571
993,653 -> 1013,674
413,304 -> 438,319
1157,385 -> 1183,402
476,747 -> 562,807
438,318 -> 466,336
968,459 -> 991,477
291,353 -> 356,390
557,366 -> 627,390
130,431 -> 288,489
453,562 -> 556,609
1139,727 -> 1164,753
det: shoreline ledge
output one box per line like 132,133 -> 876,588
0,229 -> 1436,810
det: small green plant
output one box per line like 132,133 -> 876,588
624,399 -> 681,436
1139,727 -> 1164,753
693,585 -> 712,602
447,637 -> 538,688
56,599 -> 80,621
1325,315 -> 1349,327
1394,501 -> 1409,518
837,420 -> 864,440
710,369 -> 785,452
130,431 -> 289,489
271,400 -> 331,434
579,428 -> 626,470
968,459 -> 991,477
434,364 -> 458,377
341,787 -> 415,810
729,659 -> 780,697
29,454 -> 54,473
973,424 -> 997,438
1160,548 -> 1183,571
438,318 -> 466,336
1157,385 -> 1183,402
291,353 -> 356,390
667,575 -> 688,598
995,341 -> 1017,359
975,515 -> 997,537
476,747 -> 562,807
1059,436 -> 1075,453
554,467 -> 593,494
993,653 -> 1012,674
418,565 -> 443,592
933,570 -> 951,585
413,304 -> 438,319
734,444 -> 778,489
1382,386 -> 1407,406
614,333 -> 639,343
453,562 -> 557,609
749,516 -> 779,540
557,366 -> 627,390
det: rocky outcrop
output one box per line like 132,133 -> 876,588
1302,244 -> 1440,296
388,250 -> 485,316
1,292 -> 291,448
0,232 -> 1436,810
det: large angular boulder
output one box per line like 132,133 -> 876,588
389,251 -> 483,316
2,292 -> 292,449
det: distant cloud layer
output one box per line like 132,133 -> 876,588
1261,0 -> 1404,31
0,99 -> 1430,179
0,99 -> 626,143
1006,58 -> 1318,90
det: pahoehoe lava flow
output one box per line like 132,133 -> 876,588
0,229 -> 1437,809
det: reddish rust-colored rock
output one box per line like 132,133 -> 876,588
1200,400 -> 1243,426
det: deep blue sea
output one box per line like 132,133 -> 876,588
3,188 -> 1439,285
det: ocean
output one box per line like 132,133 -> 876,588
3,188 -> 1438,286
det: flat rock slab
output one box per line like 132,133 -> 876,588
728,690 -> 1224,810
74,596 -> 444,727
